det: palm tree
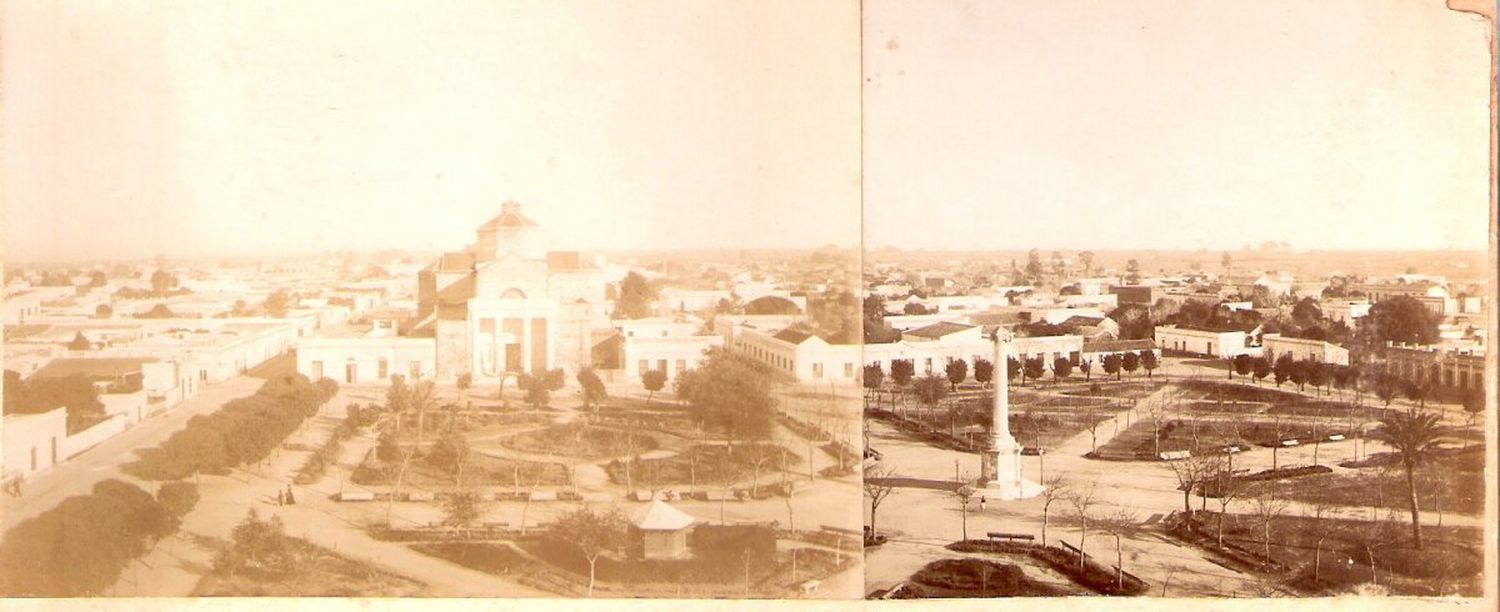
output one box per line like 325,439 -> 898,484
1369,409 -> 1446,548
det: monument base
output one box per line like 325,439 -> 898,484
976,439 -> 1044,500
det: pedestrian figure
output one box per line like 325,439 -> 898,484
276,490 -> 285,506
979,496 -> 987,513
285,485 -> 296,505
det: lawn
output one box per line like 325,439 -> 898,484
351,447 -> 570,489
194,536 -> 424,596
503,423 -> 663,460
892,558 -> 1067,598
606,443 -> 800,491
1180,511 -> 1483,596
1278,448 -> 1485,515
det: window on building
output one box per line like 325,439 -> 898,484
311,361 -> 323,380
844,363 -> 854,378
409,361 -> 421,378
378,358 -> 388,380
675,359 -> 687,373
657,359 -> 667,373
639,359 -> 649,374
813,363 -> 823,379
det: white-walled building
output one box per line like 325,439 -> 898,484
1154,325 -> 1260,359
2,409 -> 66,480
1261,334 -> 1350,366
618,316 -> 722,380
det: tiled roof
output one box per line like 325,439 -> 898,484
1083,339 -> 1156,353
772,329 -> 816,344
905,321 -> 975,339
32,357 -> 157,380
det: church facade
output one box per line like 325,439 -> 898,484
297,201 -> 609,385
415,201 -> 608,381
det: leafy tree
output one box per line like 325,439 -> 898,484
890,359 -> 915,389
1079,251 -> 1096,275
1108,303 -> 1154,340
1358,296 -> 1440,351
94,304 -> 112,319
641,369 -> 667,405
863,363 -> 885,395
676,348 -> 776,452
1023,357 -> 1045,385
1288,359 -> 1309,391
149,269 -> 177,295
1079,359 -> 1093,381
1232,354 -> 1252,380
518,372 -> 552,410
67,332 -> 92,351
1006,357 -> 1021,382
1102,354 -> 1122,380
902,302 -> 929,315
1121,352 -> 1140,377
157,481 -> 201,518
944,358 -> 968,391
1052,357 -> 1073,383
1272,353 -> 1295,387
1139,351 -> 1158,378
215,509 -> 294,579
614,271 -> 657,320
576,368 -> 607,413
973,358 -> 993,387
1251,356 -> 1272,385
552,506 -> 631,597
264,290 -> 291,318
913,375 -> 949,419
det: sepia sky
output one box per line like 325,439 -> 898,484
3,1 -> 861,262
864,0 -> 1492,252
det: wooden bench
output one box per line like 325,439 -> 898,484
986,532 -> 1035,542
799,580 -> 821,595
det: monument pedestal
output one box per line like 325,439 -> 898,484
976,437 -> 1043,500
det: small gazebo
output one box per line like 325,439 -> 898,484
630,499 -> 695,560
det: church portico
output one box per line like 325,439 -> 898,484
467,297 -> 558,380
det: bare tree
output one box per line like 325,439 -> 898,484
1038,475 -> 1071,547
1067,485 -> 1099,571
1247,484 -> 1289,566
1167,454 -> 1222,517
864,465 -> 898,539
1097,508 -> 1141,591
952,474 -> 976,542
1213,463 -> 1247,547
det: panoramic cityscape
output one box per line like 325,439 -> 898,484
1,0 -> 1493,607
859,0 -> 1491,601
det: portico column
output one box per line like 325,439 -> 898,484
522,316 -> 533,373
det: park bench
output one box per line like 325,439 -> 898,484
799,580 -> 821,595
1060,540 -> 1083,556
986,532 -> 1035,543
338,490 -> 376,502
1326,433 -> 1346,441
630,491 -> 654,502
1279,439 -> 1300,447
1158,450 -> 1191,461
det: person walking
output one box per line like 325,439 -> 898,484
285,485 -> 296,505
276,490 -> 285,506
979,496 -> 987,513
